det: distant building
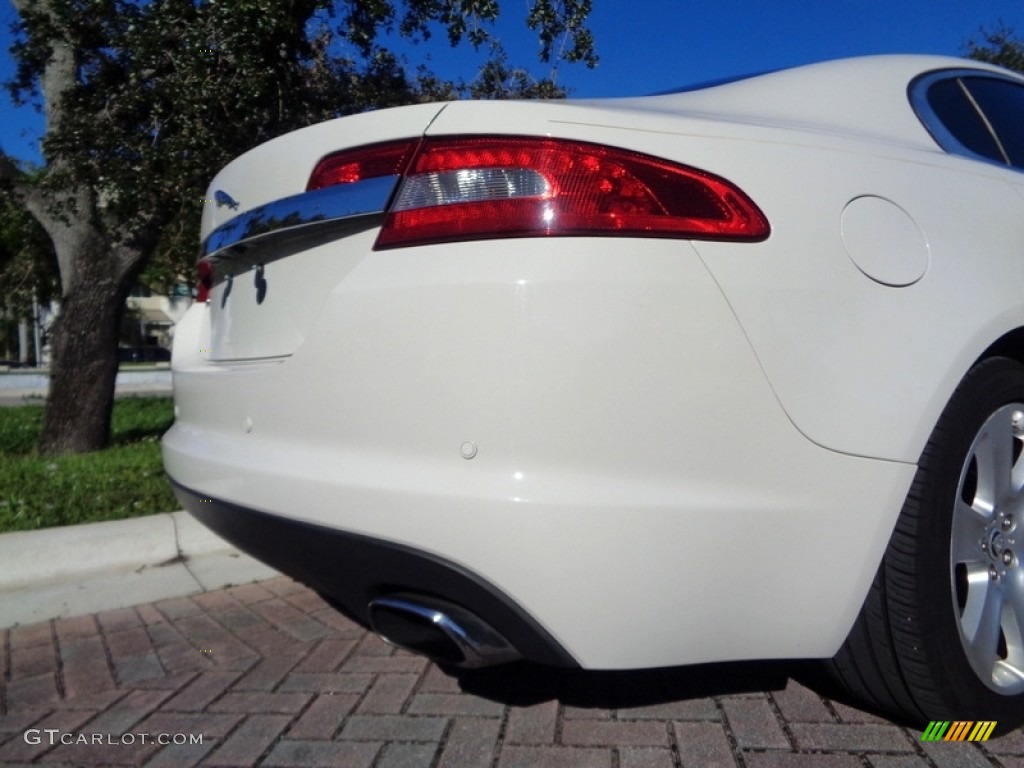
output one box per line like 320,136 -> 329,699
124,283 -> 193,350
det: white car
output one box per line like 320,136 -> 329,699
163,54 -> 1024,730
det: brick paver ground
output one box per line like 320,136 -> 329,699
1,576 -> 1021,767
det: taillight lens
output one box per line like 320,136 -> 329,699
376,137 -> 769,248
306,139 -> 417,191
195,257 -> 214,303
305,135 -> 769,249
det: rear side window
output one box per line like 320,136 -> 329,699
912,70 -> 1024,171
923,78 -> 1005,163
962,77 -> 1024,168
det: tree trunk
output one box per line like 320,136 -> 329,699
38,232 -> 134,455
9,0 -> 126,454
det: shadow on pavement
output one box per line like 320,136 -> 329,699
451,658 -> 795,709
452,657 -> 904,724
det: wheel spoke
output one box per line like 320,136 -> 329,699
1003,569 -> 1024,667
1014,447 -> 1024,498
960,573 -> 1004,681
972,416 -> 1014,514
994,661 -> 1024,689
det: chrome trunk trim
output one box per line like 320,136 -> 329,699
201,174 -> 400,259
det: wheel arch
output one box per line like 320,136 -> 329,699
976,327 -> 1024,370
912,327 -> 1024,468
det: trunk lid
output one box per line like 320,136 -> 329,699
200,103 -> 447,362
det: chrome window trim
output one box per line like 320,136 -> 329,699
201,174 -> 400,259
909,68 -> 1022,171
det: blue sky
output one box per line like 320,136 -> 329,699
1,0 -> 1023,165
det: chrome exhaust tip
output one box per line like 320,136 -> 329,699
367,593 -> 522,668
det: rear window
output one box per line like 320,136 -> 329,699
912,69 -> 1024,171
961,77 -> 1024,168
924,78 -> 1005,164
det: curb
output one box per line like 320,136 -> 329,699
0,511 -> 278,628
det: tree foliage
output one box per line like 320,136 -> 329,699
7,0 -> 596,289
2,0 -> 596,453
0,187 -> 57,321
966,24 -> 1024,74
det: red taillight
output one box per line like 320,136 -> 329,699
304,135 -> 769,248
195,257 -> 213,303
376,137 -> 769,248
306,139 -> 418,191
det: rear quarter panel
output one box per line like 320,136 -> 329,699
429,99 -> 1024,463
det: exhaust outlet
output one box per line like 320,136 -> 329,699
367,593 -> 522,668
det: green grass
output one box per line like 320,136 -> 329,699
0,397 -> 178,533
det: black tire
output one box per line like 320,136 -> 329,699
831,356 -> 1024,733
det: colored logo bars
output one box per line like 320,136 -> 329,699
921,721 -> 997,742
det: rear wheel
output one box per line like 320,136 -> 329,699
832,357 -> 1024,732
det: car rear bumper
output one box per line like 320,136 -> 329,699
163,237 -> 918,669
170,477 -> 576,667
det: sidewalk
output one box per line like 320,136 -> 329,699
0,512 -> 278,628
0,372 -> 260,627
0,368 -> 173,406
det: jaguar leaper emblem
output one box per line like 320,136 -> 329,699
214,190 -> 240,210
